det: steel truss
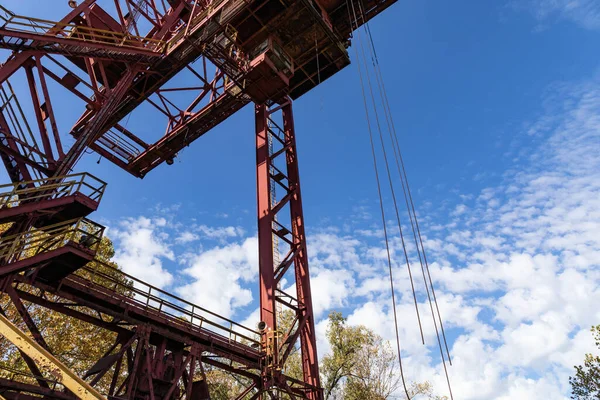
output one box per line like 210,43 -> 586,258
256,101 -> 321,399
0,0 -> 397,398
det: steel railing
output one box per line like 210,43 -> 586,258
0,173 -> 106,211
0,218 -> 105,265
73,260 -> 261,349
0,5 -> 165,53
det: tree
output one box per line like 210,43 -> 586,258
278,308 -> 304,382
404,381 -> 448,400
321,311 -> 445,400
0,233 -> 134,392
321,311 -> 377,399
204,367 -> 253,400
344,335 -> 400,400
570,325 -> 600,399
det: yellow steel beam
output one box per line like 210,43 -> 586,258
0,313 -> 105,400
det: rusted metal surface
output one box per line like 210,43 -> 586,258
256,101 -> 322,399
0,313 -> 105,400
0,173 -> 105,225
0,4 -> 165,62
0,0 -> 397,398
0,0 -> 391,180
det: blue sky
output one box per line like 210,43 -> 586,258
2,0 -> 600,399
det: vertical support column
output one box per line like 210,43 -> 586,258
281,103 -> 321,395
255,103 -> 278,374
255,100 -> 322,399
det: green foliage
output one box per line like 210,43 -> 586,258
322,311 -> 377,399
405,381 -> 448,400
0,235 -> 133,392
570,325 -> 600,399
205,367 -> 251,400
321,311 -> 444,400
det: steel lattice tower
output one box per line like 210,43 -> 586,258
0,0 -> 396,398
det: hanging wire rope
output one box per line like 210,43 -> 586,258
348,0 -> 454,398
348,1 -> 424,345
357,1 -> 453,368
345,1 -> 410,398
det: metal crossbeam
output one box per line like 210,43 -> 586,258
0,313 -> 105,400
0,0 -> 398,397
0,5 -> 165,61
256,100 -> 322,399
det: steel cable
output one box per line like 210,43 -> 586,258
346,0 -> 411,397
350,1 -> 454,398
358,2 -> 453,369
350,2 -> 425,346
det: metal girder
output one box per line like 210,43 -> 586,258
0,0 -> 398,397
19,259 -> 263,363
256,100 -> 322,399
0,271 -> 263,399
0,313 -> 105,400
0,378 -> 74,400
0,3 -> 165,63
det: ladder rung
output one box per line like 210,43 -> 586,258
272,172 -> 285,182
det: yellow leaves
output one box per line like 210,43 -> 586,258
0,222 -> 11,236
0,233 -> 132,392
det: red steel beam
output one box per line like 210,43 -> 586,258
281,103 -> 321,395
0,378 -> 73,400
255,100 -> 322,399
13,273 -> 263,369
256,102 -> 277,339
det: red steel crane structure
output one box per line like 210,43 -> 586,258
0,0 -> 395,398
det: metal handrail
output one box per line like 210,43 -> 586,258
0,218 -> 105,265
0,5 -> 165,53
95,128 -> 143,162
0,172 -> 107,211
74,260 -> 261,348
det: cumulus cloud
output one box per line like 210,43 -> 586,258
106,76 -> 600,399
194,224 -> 245,241
303,268 -> 355,318
175,231 -> 200,244
110,216 -> 174,288
176,237 -> 258,318
343,78 -> 600,398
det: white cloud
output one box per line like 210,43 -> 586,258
390,79 -> 600,397
175,231 -> 200,244
111,216 -> 174,288
195,224 -> 245,241
305,268 -> 355,318
451,203 -> 468,216
105,76 -> 600,400
176,237 -> 258,318
302,77 -> 600,399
